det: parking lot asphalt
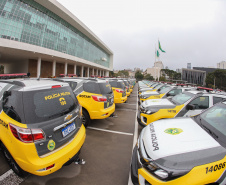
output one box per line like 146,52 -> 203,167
0,84 -> 141,185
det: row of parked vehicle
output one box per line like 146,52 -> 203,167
0,74 -> 135,177
131,80 -> 226,185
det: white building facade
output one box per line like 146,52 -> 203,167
217,61 -> 226,69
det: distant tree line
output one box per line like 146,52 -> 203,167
110,70 -> 129,78
206,69 -> 226,90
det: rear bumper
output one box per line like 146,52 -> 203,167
15,125 -> 86,176
114,96 -> 127,104
126,91 -> 131,97
90,104 -> 115,119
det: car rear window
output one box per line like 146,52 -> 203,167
118,82 -> 125,89
83,82 -> 101,94
83,82 -> 112,94
109,81 -> 117,87
68,81 -> 77,91
123,81 -> 129,86
23,86 -> 77,124
99,83 -> 112,94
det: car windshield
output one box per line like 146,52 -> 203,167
157,85 -> 168,92
154,84 -> 162,89
200,103 -> 226,137
159,86 -> 172,94
151,83 -> 159,88
23,86 -> 77,124
171,92 -> 194,105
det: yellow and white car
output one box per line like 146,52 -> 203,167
132,100 -> 226,185
139,86 -> 194,104
137,91 -> 226,127
0,79 -> 86,177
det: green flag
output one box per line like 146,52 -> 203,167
156,50 -> 160,57
159,41 -> 166,53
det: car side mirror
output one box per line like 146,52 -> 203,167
186,104 -> 195,110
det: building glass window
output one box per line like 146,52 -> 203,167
0,0 -> 110,68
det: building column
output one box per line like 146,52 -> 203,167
74,64 -> 77,75
106,71 -> 109,77
37,57 -> 41,78
87,67 -> 89,77
92,68 -> 94,76
64,62 -> 68,75
81,66 -> 84,77
96,69 -> 99,76
52,60 -> 56,77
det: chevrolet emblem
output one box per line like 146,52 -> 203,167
65,114 -> 72,121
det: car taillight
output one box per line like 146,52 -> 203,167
115,89 -> 124,93
37,164 -> 55,172
9,123 -> 45,143
52,85 -> 61,88
92,95 -> 107,102
126,87 -> 128,89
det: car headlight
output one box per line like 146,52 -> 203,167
154,169 -> 169,179
141,109 -> 156,115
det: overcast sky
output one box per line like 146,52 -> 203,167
57,0 -> 226,71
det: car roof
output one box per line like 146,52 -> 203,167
53,77 -> 108,84
0,78 -> 69,91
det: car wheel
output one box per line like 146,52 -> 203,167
82,109 -> 90,128
1,144 -> 28,177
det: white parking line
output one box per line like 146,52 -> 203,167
124,103 -> 137,106
0,169 -> 13,181
87,127 -> 133,136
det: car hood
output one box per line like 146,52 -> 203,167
139,88 -> 153,92
142,118 -> 225,163
141,98 -> 175,109
142,91 -> 159,95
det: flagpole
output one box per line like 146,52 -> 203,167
155,45 -> 156,63
155,45 -> 157,80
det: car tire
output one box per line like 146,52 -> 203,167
82,109 -> 90,128
1,144 -> 28,178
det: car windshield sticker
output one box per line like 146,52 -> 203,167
59,97 -> 66,105
45,92 -> 71,100
47,140 -> 55,151
200,97 -> 206,101
164,128 -> 183,135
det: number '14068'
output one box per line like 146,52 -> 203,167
206,162 -> 226,174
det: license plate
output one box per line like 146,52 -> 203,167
62,122 -> 76,137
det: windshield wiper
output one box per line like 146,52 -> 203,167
201,121 -> 219,139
